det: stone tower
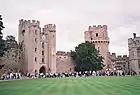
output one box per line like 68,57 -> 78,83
44,24 -> 56,74
128,33 -> 140,75
84,25 -> 110,68
18,19 -> 56,74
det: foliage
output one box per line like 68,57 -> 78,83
0,15 -> 5,57
0,15 -> 5,39
5,35 -> 18,50
70,41 -> 104,72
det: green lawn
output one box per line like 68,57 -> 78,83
0,76 -> 140,95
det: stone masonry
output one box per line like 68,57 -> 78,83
84,25 -> 110,69
18,19 -> 56,74
128,33 -> 140,75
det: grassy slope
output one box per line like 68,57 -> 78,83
0,76 -> 140,95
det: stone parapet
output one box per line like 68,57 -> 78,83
56,51 -> 71,56
88,25 -> 107,31
19,19 -> 40,27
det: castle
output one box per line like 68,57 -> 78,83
4,19 -> 137,75
18,19 -> 111,74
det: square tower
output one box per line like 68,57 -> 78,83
128,33 -> 140,75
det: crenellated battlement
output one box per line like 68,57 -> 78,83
109,52 -> 128,60
19,19 -> 40,27
116,55 -> 128,60
88,25 -> 107,31
56,51 -> 70,56
44,24 -> 56,32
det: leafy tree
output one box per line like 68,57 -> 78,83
5,35 -> 18,49
0,15 -> 6,57
70,41 -> 104,72
0,15 -> 5,69
0,15 -> 5,39
0,35 -> 18,70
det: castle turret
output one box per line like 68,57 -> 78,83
44,24 -> 56,73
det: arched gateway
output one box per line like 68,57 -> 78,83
39,66 -> 46,74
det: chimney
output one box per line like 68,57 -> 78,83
133,33 -> 136,38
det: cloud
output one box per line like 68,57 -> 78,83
0,0 -> 140,55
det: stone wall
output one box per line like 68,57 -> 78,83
0,48 -> 19,72
109,52 -> 129,73
56,51 -> 75,73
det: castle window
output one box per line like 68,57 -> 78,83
42,43 -> 44,49
91,38 -> 93,40
35,30 -> 37,35
42,51 -> 44,55
42,58 -> 44,62
35,38 -> 37,42
96,33 -> 98,37
35,48 -> 37,52
35,57 -> 37,62
22,30 -> 25,36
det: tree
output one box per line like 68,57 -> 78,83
70,41 -> 104,72
0,15 -> 6,57
0,35 -> 19,71
0,15 -> 5,39
5,35 -> 18,49
0,15 -> 6,70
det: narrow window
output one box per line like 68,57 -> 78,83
35,30 -> 37,35
35,38 -> 37,42
35,48 -> 37,52
96,33 -> 98,37
35,57 -> 37,62
42,51 -> 44,55
42,58 -> 44,62
22,30 -> 25,36
42,43 -> 44,48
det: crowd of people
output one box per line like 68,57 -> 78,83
0,72 -> 21,80
26,70 -> 126,79
0,70 -> 131,80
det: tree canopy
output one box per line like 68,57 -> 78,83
5,35 -> 18,49
0,15 -> 6,57
70,41 -> 104,72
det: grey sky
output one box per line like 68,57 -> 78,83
1,0 -> 140,55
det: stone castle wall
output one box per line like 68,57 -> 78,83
56,51 -> 75,73
109,53 -> 129,73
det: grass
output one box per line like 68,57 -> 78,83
0,76 -> 140,95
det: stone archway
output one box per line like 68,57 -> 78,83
39,66 -> 46,74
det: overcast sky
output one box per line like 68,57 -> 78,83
1,0 -> 140,55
